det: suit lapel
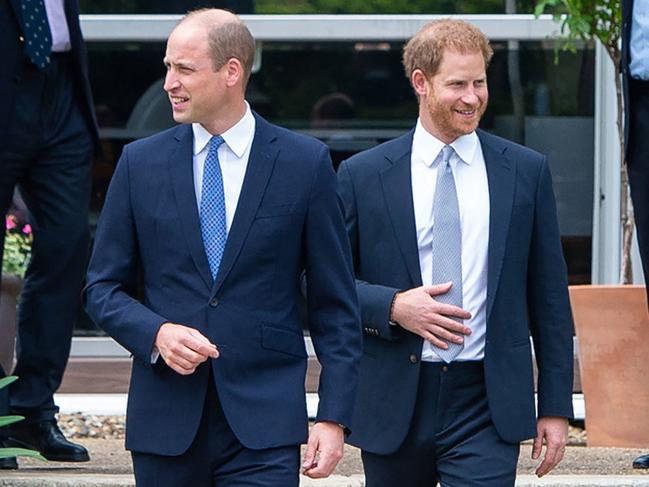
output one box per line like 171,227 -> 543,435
211,115 -> 279,295
168,125 -> 214,290
379,131 -> 422,288
480,130 -> 515,322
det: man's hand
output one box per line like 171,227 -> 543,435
302,421 -> 345,479
155,322 -> 219,375
532,416 -> 568,477
391,282 -> 472,348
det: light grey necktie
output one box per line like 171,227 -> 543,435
431,145 -> 464,363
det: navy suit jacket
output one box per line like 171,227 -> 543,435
84,115 -> 361,455
338,129 -> 574,454
1,0 -> 98,147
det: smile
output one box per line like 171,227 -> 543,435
455,108 -> 476,116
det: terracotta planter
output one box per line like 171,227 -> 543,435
0,273 -> 23,374
570,285 -> 649,447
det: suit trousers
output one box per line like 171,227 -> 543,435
131,365 -> 300,487
0,53 -> 93,422
628,78 -> 649,299
361,361 -> 519,487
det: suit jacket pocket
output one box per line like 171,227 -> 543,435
255,203 -> 296,219
261,324 -> 307,358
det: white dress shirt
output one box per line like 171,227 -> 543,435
192,103 -> 255,231
44,0 -> 71,52
630,0 -> 649,80
410,119 -> 490,362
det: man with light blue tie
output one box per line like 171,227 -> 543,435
0,0 -> 98,469
338,19 -> 574,486
623,0 -> 649,470
84,9 -> 361,486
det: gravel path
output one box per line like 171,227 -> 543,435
19,415 -> 638,477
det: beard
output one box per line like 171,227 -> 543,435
425,94 -> 487,142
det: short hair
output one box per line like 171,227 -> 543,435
402,19 -> 493,80
181,9 -> 256,84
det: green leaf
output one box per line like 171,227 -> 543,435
0,376 -> 18,390
0,415 -> 25,428
0,447 -> 47,461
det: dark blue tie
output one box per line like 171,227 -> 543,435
21,0 -> 53,69
431,145 -> 464,363
200,136 -> 227,280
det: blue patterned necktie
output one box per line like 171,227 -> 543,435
431,145 -> 464,363
200,136 -> 227,280
20,0 -> 53,69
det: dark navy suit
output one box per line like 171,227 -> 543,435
623,0 -> 649,298
0,0 -> 98,423
338,129 -> 573,483
84,115 -> 361,480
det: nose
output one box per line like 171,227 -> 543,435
163,70 -> 178,92
461,88 -> 480,105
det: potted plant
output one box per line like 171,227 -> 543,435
536,0 -> 649,447
1,214 -> 32,374
0,376 -> 44,462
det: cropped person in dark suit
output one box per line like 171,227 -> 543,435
84,9 -> 361,486
0,0 -> 99,469
338,19 -> 574,486
624,0 -> 649,471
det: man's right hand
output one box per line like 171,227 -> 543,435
391,282 -> 472,349
155,322 -> 219,375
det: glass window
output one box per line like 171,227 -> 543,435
77,39 -> 595,334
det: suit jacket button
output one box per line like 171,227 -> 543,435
19,36 -> 25,42
409,354 -> 418,364
209,297 -> 219,307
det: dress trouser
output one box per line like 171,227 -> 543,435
131,365 -> 300,487
361,361 -> 520,487
0,53 -> 93,423
628,78 -> 649,301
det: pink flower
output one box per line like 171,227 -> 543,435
6,216 -> 16,230
22,224 -> 32,235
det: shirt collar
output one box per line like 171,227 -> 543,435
413,118 -> 479,167
192,102 -> 255,157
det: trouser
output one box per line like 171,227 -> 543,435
628,77 -> 649,303
0,52 -> 93,423
131,369 -> 300,487
362,361 -> 520,487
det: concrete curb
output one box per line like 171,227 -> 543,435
515,476 -> 649,486
3,475 -> 649,486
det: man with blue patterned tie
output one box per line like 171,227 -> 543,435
0,0 -> 98,469
338,19 -> 574,486
84,9 -> 361,486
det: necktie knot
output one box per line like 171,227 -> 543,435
209,135 -> 225,154
440,145 -> 454,170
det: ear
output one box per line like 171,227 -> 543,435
411,69 -> 429,97
223,58 -> 244,88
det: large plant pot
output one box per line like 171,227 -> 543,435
0,273 -> 22,374
570,285 -> 649,447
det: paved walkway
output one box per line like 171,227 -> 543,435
2,440 -> 649,486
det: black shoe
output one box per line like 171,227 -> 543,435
0,438 -> 18,470
634,453 -> 649,469
0,455 -> 17,469
7,420 -> 89,462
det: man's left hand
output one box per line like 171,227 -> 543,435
302,421 -> 344,479
532,416 -> 568,477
